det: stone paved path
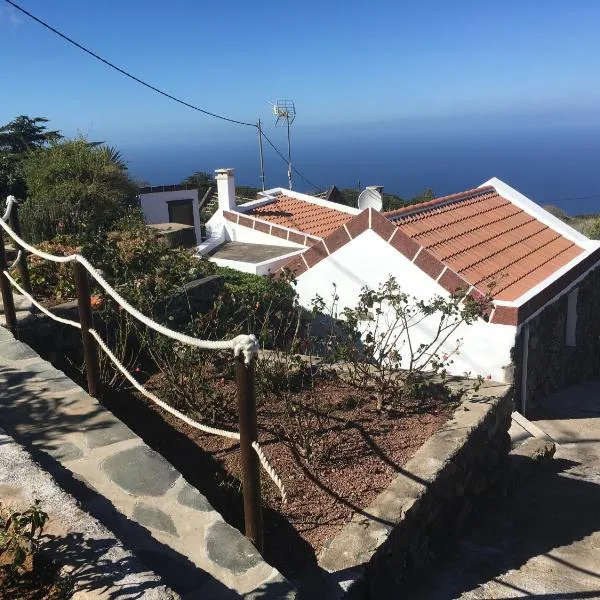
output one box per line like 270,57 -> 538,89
0,322 -> 295,598
395,382 -> 600,599
0,424 -> 177,599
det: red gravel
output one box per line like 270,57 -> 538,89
140,372 -> 454,572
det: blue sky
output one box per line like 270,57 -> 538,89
2,0 -> 600,192
2,1 -> 600,136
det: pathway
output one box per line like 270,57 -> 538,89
0,315 -> 295,599
396,382 -> 600,599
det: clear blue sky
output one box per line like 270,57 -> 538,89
2,0 -> 600,147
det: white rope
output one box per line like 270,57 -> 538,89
89,328 -> 286,503
252,441 -> 287,504
3,271 -> 82,329
2,196 -> 16,222
8,250 -> 22,271
0,215 -> 258,363
0,198 -> 284,499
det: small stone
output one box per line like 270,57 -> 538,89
206,521 -> 262,574
86,421 -> 136,449
177,482 -> 212,512
102,446 -> 179,496
133,503 -> 178,536
46,442 -> 84,462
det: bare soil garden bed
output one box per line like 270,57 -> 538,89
116,370 -> 456,575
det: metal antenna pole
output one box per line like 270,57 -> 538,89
257,119 -> 266,191
272,100 -> 296,191
287,118 -> 292,190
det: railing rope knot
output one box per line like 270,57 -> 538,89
231,334 -> 259,365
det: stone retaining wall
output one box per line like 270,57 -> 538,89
318,382 -> 513,598
512,264 -> 600,409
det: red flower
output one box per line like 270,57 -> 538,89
135,367 -> 141,373
486,374 -> 492,380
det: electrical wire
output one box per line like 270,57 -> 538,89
4,0 -> 255,128
260,130 -> 322,190
6,0 -> 324,191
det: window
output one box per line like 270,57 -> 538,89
565,288 -> 578,347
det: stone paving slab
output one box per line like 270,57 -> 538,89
0,425 -> 177,599
0,325 -> 296,599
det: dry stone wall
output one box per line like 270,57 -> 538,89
318,383 -> 513,599
512,264 -> 600,409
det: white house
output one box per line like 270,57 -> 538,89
139,184 -> 203,245
200,168 -> 600,384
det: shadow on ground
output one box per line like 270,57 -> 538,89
394,387 -> 600,600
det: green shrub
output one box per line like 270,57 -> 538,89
25,236 -> 79,303
20,138 -> 137,242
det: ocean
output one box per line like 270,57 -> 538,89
121,111 -> 600,216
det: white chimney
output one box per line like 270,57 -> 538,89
358,186 -> 383,211
215,168 -> 236,212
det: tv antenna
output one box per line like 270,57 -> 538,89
272,100 -> 296,190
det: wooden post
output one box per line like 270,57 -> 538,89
9,202 -> 32,294
73,262 -> 101,398
0,230 -> 17,334
236,354 -> 263,552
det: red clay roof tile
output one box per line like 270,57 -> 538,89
392,187 -> 585,301
248,195 -> 352,238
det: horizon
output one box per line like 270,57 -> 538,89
2,1 -> 600,213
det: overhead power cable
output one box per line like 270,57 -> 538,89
4,0 -> 255,127
260,130 -> 322,190
6,0 -> 325,190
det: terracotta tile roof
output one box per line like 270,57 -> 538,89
247,195 -> 352,238
391,186 -> 585,301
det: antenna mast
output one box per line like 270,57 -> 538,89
257,119 -> 266,191
273,100 -> 296,190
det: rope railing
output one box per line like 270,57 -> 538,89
3,270 -> 81,329
0,196 -> 282,550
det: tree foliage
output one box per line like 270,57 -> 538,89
182,170 -> 213,187
19,137 -> 138,242
0,115 -> 62,199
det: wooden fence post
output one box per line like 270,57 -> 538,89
0,230 -> 17,334
236,353 -> 263,552
9,202 -> 32,294
73,262 -> 101,399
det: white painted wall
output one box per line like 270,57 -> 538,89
209,248 -> 303,276
140,189 -> 201,245
295,230 -> 517,381
224,221 -> 306,248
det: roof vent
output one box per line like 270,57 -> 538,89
358,186 -> 383,211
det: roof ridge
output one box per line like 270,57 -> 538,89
471,232 -> 564,290
383,186 -> 495,219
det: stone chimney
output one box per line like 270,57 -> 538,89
215,168 -> 236,212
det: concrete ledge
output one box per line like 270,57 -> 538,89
318,382 -> 513,598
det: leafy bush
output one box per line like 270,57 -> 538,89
195,265 -> 299,345
0,500 -> 48,580
313,277 -> 490,410
20,137 -> 137,242
25,236 -> 79,303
